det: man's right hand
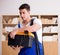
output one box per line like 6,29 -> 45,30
11,45 -> 23,51
9,28 -> 19,39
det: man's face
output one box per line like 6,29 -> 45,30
19,9 -> 30,21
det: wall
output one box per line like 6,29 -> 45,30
0,0 -> 59,15
58,15 -> 60,55
0,16 -> 2,55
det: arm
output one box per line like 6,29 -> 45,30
18,18 -> 42,32
10,23 -> 41,38
18,23 -> 41,32
10,19 -> 42,38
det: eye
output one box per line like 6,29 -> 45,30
23,12 -> 25,14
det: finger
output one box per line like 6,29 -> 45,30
19,46 -> 24,49
11,46 -> 16,49
10,32 -> 15,39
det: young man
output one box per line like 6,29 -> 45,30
10,3 -> 44,55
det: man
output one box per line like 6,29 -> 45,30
10,3 -> 44,55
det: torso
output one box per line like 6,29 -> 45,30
22,18 -> 32,26
15,18 -> 42,43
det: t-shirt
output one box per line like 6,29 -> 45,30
14,18 -> 42,43
32,18 -> 42,43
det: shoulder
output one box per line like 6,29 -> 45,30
33,18 -> 42,25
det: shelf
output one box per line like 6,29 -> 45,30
40,15 -> 58,18
30,15 -> 39,18
3,23 -> 17,26
42,23 -> 58,26
2,15 -> 58,41
43,33 -> 58,36
3,32 -> 58,36
3,32 -> 9,35
3,15 -> 19,18
3,32 -> 58,35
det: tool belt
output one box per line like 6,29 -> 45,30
8,31 -> 34,48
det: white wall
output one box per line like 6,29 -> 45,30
0,0 -> 60,15
58,15 -> 60,55
0,15 -> 2,55
0,0 -> 60,55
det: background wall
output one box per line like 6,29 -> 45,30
0,0 -> 60,55
0,16 -> 2,55
0,0 -> 59,15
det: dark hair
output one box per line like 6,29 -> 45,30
19,3 -> 30,11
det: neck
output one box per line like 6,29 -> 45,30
27,17 -> 32,22
23,17 -> 32,25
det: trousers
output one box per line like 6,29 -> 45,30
18,40 -> 44,55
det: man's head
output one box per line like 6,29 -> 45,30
19,3 -> 30,11
19,3 -> 31,21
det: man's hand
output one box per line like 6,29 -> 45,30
11,46 -> 23,51
10,28 -> 19,39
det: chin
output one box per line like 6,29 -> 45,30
23,18 -> 27,21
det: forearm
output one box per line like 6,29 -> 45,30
18,26 -> 34,32
18,24 -> 41,32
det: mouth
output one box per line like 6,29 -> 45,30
21,17 -> 23,19
22,17 -> 26,20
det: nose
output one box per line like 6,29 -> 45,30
20,13 -> 23,18
21,13 -> 23,17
